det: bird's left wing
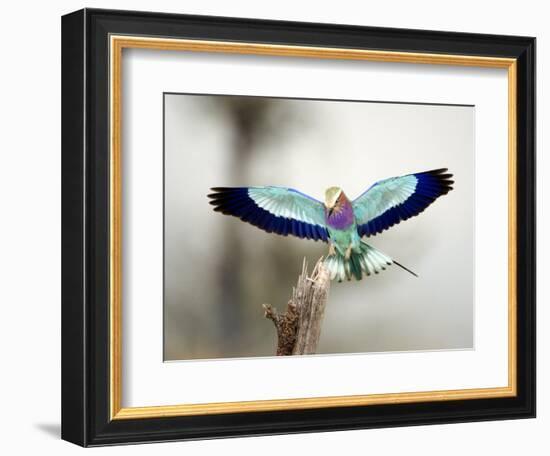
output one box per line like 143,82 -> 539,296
208,186 -> 329,242
353,168 -> 454,237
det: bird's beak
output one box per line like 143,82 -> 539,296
325,200 -> 338,216
325,188 -> 341,213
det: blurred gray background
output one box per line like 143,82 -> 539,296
164,94 -> 474,361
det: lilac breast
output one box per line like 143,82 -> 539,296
326,200 -> 354,230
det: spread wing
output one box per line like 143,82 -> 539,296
208,186 -> 329,242
352,168 -> 454,237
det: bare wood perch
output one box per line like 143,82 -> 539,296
263,258 -> 331,355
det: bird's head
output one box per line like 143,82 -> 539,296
324,186 -> 343,213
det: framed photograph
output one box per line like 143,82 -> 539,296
61,8 -> 535,446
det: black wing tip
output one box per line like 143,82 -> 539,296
424,168 -> 455,194
207,193 -> 229,200
209,186 -> 244,194
426,167 -> 449,175
425,167 -> 453,178
208,187 -> 248,200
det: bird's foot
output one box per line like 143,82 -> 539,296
344,245 -> 353,260
328,244 -> 337,257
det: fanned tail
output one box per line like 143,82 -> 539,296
324,241 -> 417,282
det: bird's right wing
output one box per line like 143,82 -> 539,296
208,186 -> 329,242
352,168 -> 454,237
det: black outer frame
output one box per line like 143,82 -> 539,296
61,8 -> 536,447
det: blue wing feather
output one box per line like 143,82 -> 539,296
353,168 -> 454,237
208,186 -> 329,242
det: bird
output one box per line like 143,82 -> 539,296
208,168 -> 454,282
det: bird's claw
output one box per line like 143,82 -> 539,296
344,245 -> 353,260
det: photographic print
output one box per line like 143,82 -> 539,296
62,10 -> 535,445
164,94 -> 473,361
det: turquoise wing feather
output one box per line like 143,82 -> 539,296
352,168 -> 454,237
208,186 -> 329,242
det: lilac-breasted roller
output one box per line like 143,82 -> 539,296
208,168 -> 453,282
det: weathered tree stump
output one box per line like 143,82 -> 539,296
263,258 -> 330,355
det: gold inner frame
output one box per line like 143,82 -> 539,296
109,35 -> 518,420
